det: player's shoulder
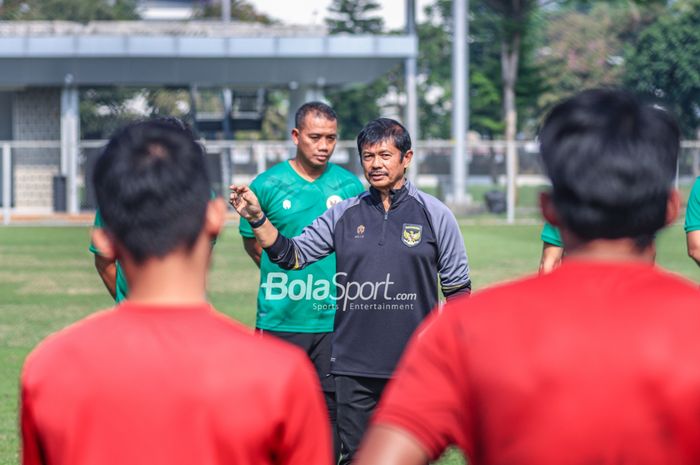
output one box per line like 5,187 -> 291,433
207,312 -> 310,369
326,162 -> 357,180
250,161 -> 293,189
410,184 -> 450,212
409,184 -> 458,226
22,308 -> 116,381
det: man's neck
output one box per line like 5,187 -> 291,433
376,177 -> 406,211
120,239 -> 210,305
562,235 -> 656,264
290,156 -> 325,182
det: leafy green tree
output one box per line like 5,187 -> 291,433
325,0 -> 390,140
0,0 -> 138,22
535,1 -> 666,111
197,0 -> 274,23
624,0 -> 700,136
416,0 -> 543,139
326,0 -> 384,34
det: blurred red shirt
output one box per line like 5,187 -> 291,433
374,260 -> 700,464
21,301 -> 331,465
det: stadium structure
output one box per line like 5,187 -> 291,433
0,15 -> 417,217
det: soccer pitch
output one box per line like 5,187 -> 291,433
0,222 -> 697,465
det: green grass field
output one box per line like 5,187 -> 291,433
0,222 -> 698,465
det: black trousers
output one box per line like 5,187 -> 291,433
335,375 -> 389,465
261,330 -> 339,461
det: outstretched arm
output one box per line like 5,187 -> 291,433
229,184 -> 279,248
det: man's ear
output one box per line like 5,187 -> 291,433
291,128 -> 300,146
540,190 -> 561,227
92,228 -> 117,262
205,198 -> 226,239
402,149 -> 414,168
665,189 -> 680,226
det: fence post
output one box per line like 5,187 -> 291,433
220,145 -> 231,198
2,143 -> 10,225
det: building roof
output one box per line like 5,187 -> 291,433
0,21 -> 415,88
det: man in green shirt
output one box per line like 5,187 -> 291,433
685,177 -> 700,266
238,102 -> 364,459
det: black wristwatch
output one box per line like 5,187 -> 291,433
248,213 -> 267,229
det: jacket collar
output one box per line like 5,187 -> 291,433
368,178 -> 414,209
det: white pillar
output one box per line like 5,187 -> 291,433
451,0 -> 468,205
2,143 -> 10,225
61,84 -> 80,214
405,0 -> 419,184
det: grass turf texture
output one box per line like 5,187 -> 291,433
0,223 -> 698,465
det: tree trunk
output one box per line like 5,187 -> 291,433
502,31 -> 520,223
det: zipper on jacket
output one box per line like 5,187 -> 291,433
378,210 -> 389,246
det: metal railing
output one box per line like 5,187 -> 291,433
2,139 -> 700,224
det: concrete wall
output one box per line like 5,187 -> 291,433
12,88 -> 61,212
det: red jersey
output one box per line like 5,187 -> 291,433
21,302 -> 331,465
374,261 -> 700,464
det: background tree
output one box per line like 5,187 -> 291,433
325,0 -> 392,140
326,0 -> 384,34
624,0 -> 700,137
0,0 -> 138,22
416,0 -> 543,139
197,0 -> 274,23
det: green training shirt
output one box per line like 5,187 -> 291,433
541,222 -> 563,247
240,161 -> 365,333
89,210 -> 129,303
685,177 -> 700,233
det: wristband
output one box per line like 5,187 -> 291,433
248,213 -> 267,229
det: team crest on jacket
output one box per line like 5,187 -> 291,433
401,224 -> 423,247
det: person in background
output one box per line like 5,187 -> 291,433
239,101 -> 364,460
22,119 -> 331,465
684,177 -> 700,266
538,222 -> 563,274
231,117 -> 470,464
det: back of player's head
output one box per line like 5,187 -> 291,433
93,117 -> 211,264
294,101 -> 337,129
539,88 -> 680,246
357,118 -> 412,159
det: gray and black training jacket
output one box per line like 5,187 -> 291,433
265,179 -> 471,378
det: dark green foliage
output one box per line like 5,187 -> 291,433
326,0 -> 384,34
0,0 -> 138,22
197,0 -> 274,23
624,0 -> 700,137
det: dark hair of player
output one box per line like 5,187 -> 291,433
93,118 -> 212,263
539,88 -> 680,248
294,101 -> 338,129
356,117 -> 412,161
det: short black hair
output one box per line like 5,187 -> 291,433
356,118 -> 411,159
539,88 -> 680,247
93,118 -> 211,263
294,101 -> 337,129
